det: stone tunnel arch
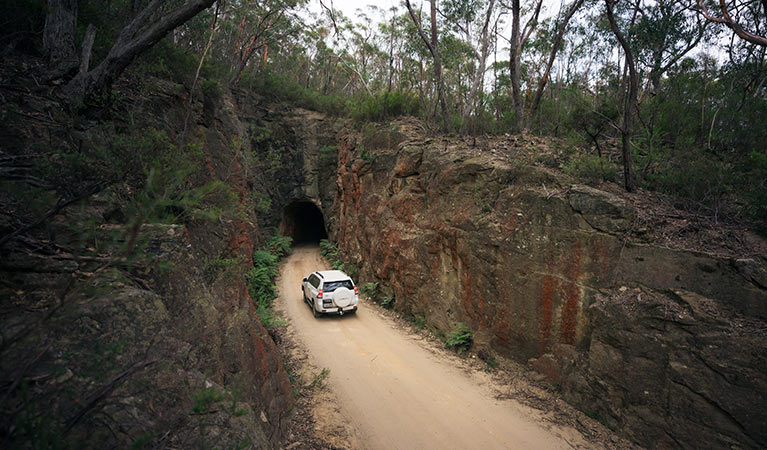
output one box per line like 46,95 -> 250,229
279,200 -> 328,244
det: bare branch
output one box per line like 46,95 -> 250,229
696,0 -> 767,46
319,0 -> 341,36
521,0 -> 544,46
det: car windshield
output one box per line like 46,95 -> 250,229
323,280 -> 353,292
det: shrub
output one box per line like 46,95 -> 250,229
742,151 -> 767,233
255,299 -> 286,329
319,239 -> 359,279
380,295 -> 394,309
645,158 -> 732,216
267,233 -> 293,257
360,146 -> 378,163
192,386 -> 226,413
360,282 -> 380,299
409,314 -> 426,330
319,239 -> 339,261
253,192 -> 271,213
243,69 -> 348,116
247,233 -> 292,329
352,91 -> 420,122
205,255 -> 244,281
564,154 -> 617,185
445,322 -> 473,353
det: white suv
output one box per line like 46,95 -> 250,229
302,270 -> 359,317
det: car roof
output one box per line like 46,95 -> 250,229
315,270 -> 352,282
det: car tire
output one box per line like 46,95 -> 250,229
312,304 -> 319,318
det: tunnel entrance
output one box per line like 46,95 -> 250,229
280,200 -> 328,244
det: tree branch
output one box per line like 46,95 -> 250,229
521,0 -> 544,46
405,0 -> 437,59
696,0 -> 767,46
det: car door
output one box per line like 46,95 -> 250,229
305,274 -> 320,300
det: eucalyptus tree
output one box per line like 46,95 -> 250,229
226,0 -> 305,87
406,0 -> 451,128
634,0 -> 710,97
527,0 -> 586,124
696,0 -> 767,46
376,5 -> 407,92
500,0 -> 543,132
441,0 -> 498,131
498,0 -> 585,131
43,0 -> 217,100
605,0 -> 640,191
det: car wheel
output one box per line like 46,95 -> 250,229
312,304 -> 319,318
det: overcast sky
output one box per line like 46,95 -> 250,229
304,0 -> 565,46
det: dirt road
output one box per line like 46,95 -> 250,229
277,246 -> 598,450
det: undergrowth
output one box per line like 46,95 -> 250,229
319,239 -> 358,280
247,232 -> 292,329
445,322 -> 473,353
564,154 -> 617,185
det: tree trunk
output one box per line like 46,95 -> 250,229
509,0 -> 523,132
528,0 -> 585,125
606,0 -> 637,192
430,0 -> 450,129
65,0 -> 215,100
78,25 -> 97,75
43,0 -> 79,80
406,0 -> 450,130
461,0 -> 495,133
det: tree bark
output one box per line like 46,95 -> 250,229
78,25 -> 97,75
606,0 -> 638,192
43,0 -> 79,80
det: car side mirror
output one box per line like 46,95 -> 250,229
303,277 -> 307,282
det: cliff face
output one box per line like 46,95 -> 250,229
0,75 -> 292,447
331,119 -> 767,449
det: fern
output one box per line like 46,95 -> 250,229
446,323 -> 473,353
319,239 -> 338,260
360,282 -> 379,299
267,233 -> 292,257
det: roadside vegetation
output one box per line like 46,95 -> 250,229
445,322 -> 474,354
248,233 -> 293,329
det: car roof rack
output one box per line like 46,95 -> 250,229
316,272 -> 324,279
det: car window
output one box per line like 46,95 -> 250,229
309,274 -> 320,288
323,280 -> 353,292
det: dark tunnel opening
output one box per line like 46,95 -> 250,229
280,201 -> 328,244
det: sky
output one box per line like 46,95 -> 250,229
304,0 -> 566,48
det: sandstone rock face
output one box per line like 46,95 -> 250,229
559,288 -> 766,449
1,82 -> 293,448
330,119 -> 767,449
232,93 -> 340,236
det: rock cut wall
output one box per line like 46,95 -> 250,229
0,79 -> 293,448
330,119 -> 767,450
